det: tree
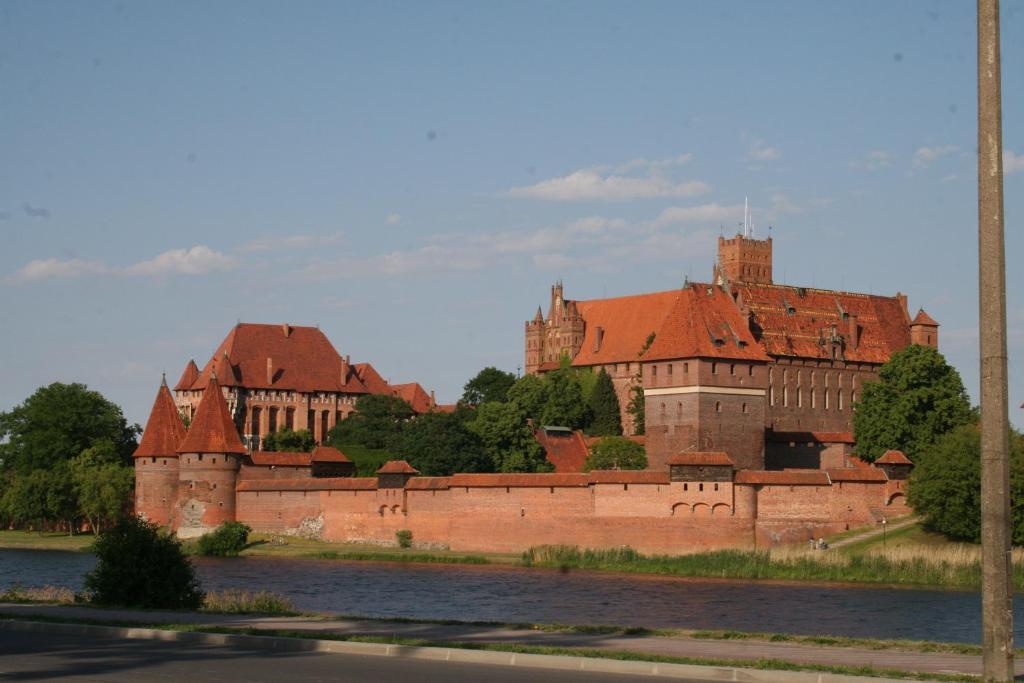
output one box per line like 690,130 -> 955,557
626,379 -> 645,435
326,394 -> 414,450
0,383 -> 140,474
908,425 -> 1024,543
392,410 -> 491,476
261,428 -> 315,452
467,402 -> 551,473
507,374 -> 548,423
853,345 -> 973,462
84,516 -> 204,609
540,368 -> 589,429
587,370 -> 622,436
462,367 -> 517,406
583,437 -> 647,472
1,470 -> 50,532
72,441 -> 134,534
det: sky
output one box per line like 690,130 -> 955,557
1,0 -> 1022,428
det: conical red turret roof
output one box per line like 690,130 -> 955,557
911,309 -> 939,327
177,374 -> 246,454
134,378 -> 187,458
174,359 -> 200,391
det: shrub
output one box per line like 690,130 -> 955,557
396,529 -> 413,549
84,516 -> 203,609
196,522 -> 252,557
583,437 -> 647,472
203,589 -> 296,615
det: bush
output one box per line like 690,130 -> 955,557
196,522 -> 252,557
583,437 -> 647,472
84,516 -> 203,609
396,529 -> 413,549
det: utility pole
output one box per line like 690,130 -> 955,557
978,1 -> 1013,681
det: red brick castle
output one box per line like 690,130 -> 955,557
525,232 -> 938,472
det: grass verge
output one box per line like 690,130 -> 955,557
0,614 -> 976,682
307,549 -> 489,564
201,590 -> 299,616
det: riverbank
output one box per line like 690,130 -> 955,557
0,602 -> 1003,680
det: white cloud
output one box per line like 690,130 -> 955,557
508,155 -> 709,202
1005,150 -> 1024,175
849,150 -> 891,171
123,245 -> 237,276
7,257 -> 108,283
654,203 -> 745,228
386,213 -> 402,225
7,245 -> 237,284
615,153 -> 693,174
913,145 -> 959,168
749,140 -> 782,162
238,232 -> 344,252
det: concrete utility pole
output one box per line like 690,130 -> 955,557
977,1 -> 1013,681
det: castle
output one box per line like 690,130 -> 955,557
525,233 -> 938,472
132,230 -> 926,551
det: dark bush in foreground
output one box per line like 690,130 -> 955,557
395,529 -> 413,549
84,516 -> 203,609
196,522 -> 252,557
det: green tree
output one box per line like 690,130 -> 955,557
540,368 -> 589,429
391,410 -> 491,476
507,374 -> 548,423
467,402 -> 551,473
583,437 -> 647,472
261,428 -> 316,452
46,463 -> 79,535
85,516 -> 204,609
626,379 -> 645,435
0,383 -> 140,474
853,345 -> 973,462
587,369 -> 622,436
1,470 -> 50,531
908,424 -> 1024,543
326,394 -> 414,450
71,441 -> 134,535
462,367 -> 517,406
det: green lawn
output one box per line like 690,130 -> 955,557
0,531 -> 94,552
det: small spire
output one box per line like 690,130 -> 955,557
161,372 -> 167,387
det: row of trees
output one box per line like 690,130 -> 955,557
0,383 -> 138,533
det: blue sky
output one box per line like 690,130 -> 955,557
1,1 -> 1021,427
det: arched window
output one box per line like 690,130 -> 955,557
783,386 -> 789,407
797,388 -> 803,408
825,390 -> 830,410
838,390 -> 844,411
715,401 -> 722,413
810,389 -> 816,408
730,364 -> 736,375
712,362 -> 718,375
742,402 -> 748,414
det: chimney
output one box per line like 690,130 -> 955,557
430,390 -> 436,406
594,326 -> 605,353
847,315 -> 860,349
340,355 -> 350,386
895,292 -> 909,319
282,323 -> 292,338
266,357 -> 273,385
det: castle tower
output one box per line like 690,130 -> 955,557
713,234 -> 773,285
525,307 -> 545,374
133,376 -> 187,526
909,309 -> 939,349
175,373 -> 246,538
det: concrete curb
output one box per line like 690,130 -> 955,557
0,618 -> 933,682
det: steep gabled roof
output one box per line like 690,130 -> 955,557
311,446 -> 351,463
376,460 -> 419,474
570,290 -> 681,366
534,427 -> 589,473
644,284 -> 771,362
390,382 -> 435,413
134,379 -> 187,458
174,360 -> 200,392
177,375 -> 246,454
354,362 -> 392,395
188,323 -> 369,394
876,450 -> 913,465
732,283 -> 912,364
827,468 -> 888,482
912,309 -> 939,326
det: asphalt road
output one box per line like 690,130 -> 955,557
0,630 -> 699,682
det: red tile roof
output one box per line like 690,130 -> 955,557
376,460 -> 419,475
134,380 -> 187,458
248,451 -> 311,466
448,473 -> 592,488
734,470 -> 831,486
876,450 -> 913,465
535,427 -> 590,473
177,375 -> 246,454
188,323 -> 369,394
826,468 -> 888,482
174,360 -> 200,392
237,477 -> 378,492
354,362 -> 392,395
766,431 -> 855,444
645,285 -> 771,362
668,452 -> 735,467
732,283 -> 912,364
390,383 -> 435,414
587,471 -> 670,485
570,290 -> 681,366
911,309 -> 939,326
405,477 -> 452,490
311,446 -> 350,463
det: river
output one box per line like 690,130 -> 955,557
0,548 -> 1014,644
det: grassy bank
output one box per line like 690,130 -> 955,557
0,531 -> 94,552
521,544 -> 1024,590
